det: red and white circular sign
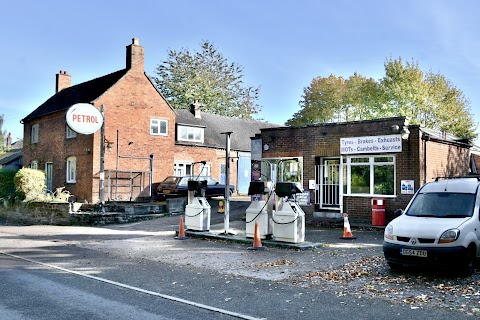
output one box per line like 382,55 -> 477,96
66,103 -> 104,135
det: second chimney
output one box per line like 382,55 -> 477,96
191,100 -> 203,119
6,132 -> 12,147
56,70 -> 71,93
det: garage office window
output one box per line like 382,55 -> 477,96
344,156 -> 395,196
150,118 -> 168,136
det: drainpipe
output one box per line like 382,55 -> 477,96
423,134 -> 428,185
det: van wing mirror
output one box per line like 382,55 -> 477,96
394,208 -> 403,217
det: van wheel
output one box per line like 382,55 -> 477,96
462,245 -> 476,276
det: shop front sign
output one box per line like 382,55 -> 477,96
340,134 -> 402,154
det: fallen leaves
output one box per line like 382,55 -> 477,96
255,259 -> 296,267
295,255 -> 480,316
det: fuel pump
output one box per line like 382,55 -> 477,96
272,182 -> 305,243
184,179 -> 211,231
245,180 -> 274,239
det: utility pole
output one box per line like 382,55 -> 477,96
221,131 -> 232,234
149,154 -> 154,201
99,104 -> 105,212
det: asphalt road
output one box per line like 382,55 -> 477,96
0,198 -> 478,319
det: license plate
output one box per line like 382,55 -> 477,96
401,248 -> 427,257
163,189 -> 170,194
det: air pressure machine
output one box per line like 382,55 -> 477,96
272,182 -> 305,243
184,180 -> 211,231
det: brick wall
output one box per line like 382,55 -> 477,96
424,139 -> 470,181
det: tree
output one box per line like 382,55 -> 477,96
381,58 -> 476,140
287,58 -> 477,140
286,73 -> 383,126
153,41 -> 261,119
0,114 -> 6,152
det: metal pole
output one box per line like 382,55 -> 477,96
99,105 -> 105,212
115,129 -> 119,200
149,153 -> 154,201
222,131 -> 233,234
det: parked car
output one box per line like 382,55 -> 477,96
383,176 -> 480,275
157,176 -> 234,200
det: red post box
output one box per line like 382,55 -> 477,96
371,198 -> 386,226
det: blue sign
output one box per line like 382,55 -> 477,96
294,191 -> 311,206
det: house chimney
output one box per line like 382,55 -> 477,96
56,70 -> 71,93
191,100 -> 202,119
6,132 -> 12,147
126,37 -> 144,72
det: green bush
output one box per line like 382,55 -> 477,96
14,168 -> 46,201
0,169 -> 17,198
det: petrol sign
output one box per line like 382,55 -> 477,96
66,103 -> 104,135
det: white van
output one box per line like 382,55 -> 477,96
383,176 -> 480,275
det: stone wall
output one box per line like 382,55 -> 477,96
0,201 -> 172,226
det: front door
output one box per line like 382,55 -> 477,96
315,158 -> 341,209
45,162 -> 53,192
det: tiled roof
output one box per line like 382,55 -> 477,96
10,140 -> 23,149
421,127 -> 470,145
0,149 -> 22,165
175,109 -> 276,151
22,69 -> 128,122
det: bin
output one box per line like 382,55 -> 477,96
371,198 -> 386,226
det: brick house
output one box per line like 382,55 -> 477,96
21,38 -> 272,203
253,117 -> 475,224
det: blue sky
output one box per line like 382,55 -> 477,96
1,0 -> 479,143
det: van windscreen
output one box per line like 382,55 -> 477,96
406,192 -> 475,218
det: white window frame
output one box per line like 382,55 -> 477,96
344,155 -> 396,197
66,156 -> 77,183
30,160 -> 39,170
174,162 -> 193,176
177,125 -> 204,143
31,124 -> 39,144
66,125 -> 77,139
150,118 -> 168,136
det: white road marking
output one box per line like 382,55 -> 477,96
1,251 -> 266,320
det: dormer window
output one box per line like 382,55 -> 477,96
178,125 -> 204,143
